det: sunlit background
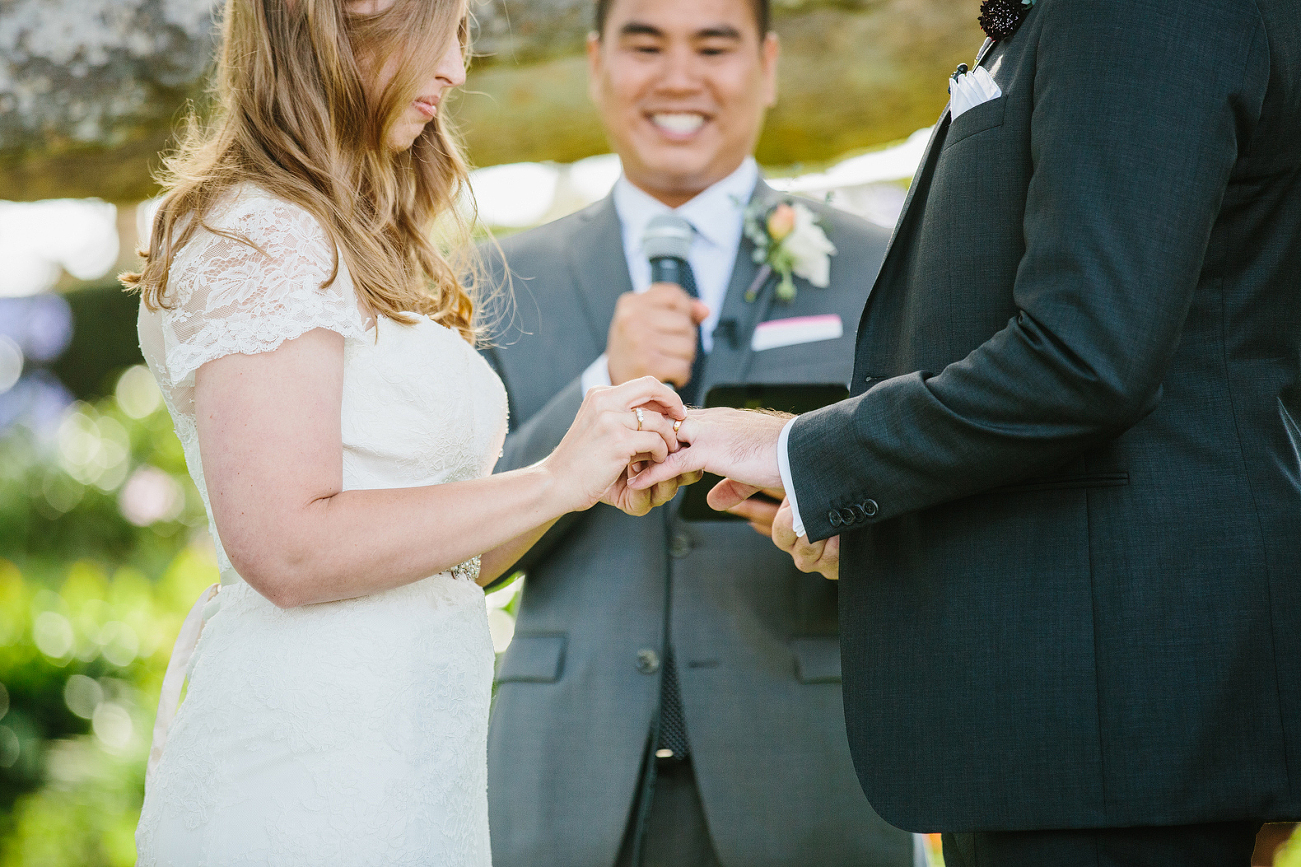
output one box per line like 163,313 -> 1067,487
1,0 -> 1297,864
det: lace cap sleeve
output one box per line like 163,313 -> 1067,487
158,189 -> 369,389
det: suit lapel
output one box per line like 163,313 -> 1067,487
566,196 -> 634,351
874,114 -> 950,285
869,36 -> 994,295
696,180 -> 774,393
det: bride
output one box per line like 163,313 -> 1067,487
122,0 -> 694,863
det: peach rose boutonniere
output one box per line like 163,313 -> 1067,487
742,199 -> 838,303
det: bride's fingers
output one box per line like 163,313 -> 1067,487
628,455 -> 654,475
621,407 -> 681,453
628,430 -> 670,464
607,376 -> 686,419
637,398 -> 690,423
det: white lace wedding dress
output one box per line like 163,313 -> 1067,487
134,186 -> 506,866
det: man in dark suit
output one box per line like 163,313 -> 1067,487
477,0 -> 916,865
633,0 -> 1301,863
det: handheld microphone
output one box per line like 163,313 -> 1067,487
641,213 -> 694,288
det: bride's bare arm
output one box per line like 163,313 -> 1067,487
196,327 -> 684,607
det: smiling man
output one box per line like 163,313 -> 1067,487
477,1 -> 916,866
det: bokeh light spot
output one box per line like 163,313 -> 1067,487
91,702 -> 133,751
487,609 -> 516,654
115,365 -> 162,419
0,336 -> 23,394
33,611 -> 74,660
0,726 -> 19,768
98,621 -> 140,667
119,466 -> 183,527
63,674 -> 103,719
42,472 -> 85,513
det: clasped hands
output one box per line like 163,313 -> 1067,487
566,286 -> 835,578
553,382 -> 837,580
637,407 -> 840,582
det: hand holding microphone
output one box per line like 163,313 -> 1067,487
606,214 -> 709,389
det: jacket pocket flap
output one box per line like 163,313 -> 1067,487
791,637 -> 842,684
496,634 -> 566,683
944,94 -> 1008,148
995,472 -> 1130,494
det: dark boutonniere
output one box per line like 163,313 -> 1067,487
741,199 -> 837,303
979,0 -> 1035,41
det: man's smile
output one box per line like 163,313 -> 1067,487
648,111 -> 709,139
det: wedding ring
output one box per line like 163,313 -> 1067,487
673,419 -> 682,433
635,408 -> 644,431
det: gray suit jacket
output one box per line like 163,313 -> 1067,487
788,0 -> 1301,833
479,182 -> 914,867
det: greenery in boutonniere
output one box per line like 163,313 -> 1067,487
979,0 -> 1035,41
742,199 -> 837,303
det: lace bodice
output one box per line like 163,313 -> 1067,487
135,186 -> 506,865
138,185 -> 508,583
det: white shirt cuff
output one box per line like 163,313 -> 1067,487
777,418 -> 806,538
580,354 -> 612,395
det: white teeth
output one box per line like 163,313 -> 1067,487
651,113 -> 705,135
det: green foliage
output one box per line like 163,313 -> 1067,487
0,366 -> 217,865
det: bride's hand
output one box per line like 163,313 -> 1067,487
603,462 -> 704,516
542,377 -> 686,514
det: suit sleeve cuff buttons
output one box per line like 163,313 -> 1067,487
827,499 -> 879,529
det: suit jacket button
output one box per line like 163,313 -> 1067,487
829,511 -> 843,528
863,499 -> 879,518
636,649 -> 661,674
839,507 -> 857,525
669,533 -> 693,559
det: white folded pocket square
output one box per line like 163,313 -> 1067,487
949,67 -> 1002,120
751,314 -> 844,352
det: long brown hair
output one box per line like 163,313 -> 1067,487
123,0 -> 480,341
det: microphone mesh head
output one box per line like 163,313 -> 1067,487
641,213 -> 694,261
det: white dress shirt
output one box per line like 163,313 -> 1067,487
580,157 -> 759,394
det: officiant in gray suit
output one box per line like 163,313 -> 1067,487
476,0 -> 915,865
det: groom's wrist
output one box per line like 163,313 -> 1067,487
777,419 -> 806,537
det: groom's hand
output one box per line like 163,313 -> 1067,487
710,480 -> 785,537
607,284 -> 710,389
772,499 -> 839,581
711,481 -> 838,579
628,407 -> 788,492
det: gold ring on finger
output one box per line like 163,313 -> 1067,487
635,408 -> 644,431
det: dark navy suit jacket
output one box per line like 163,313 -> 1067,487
789,0 -> 1301,832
